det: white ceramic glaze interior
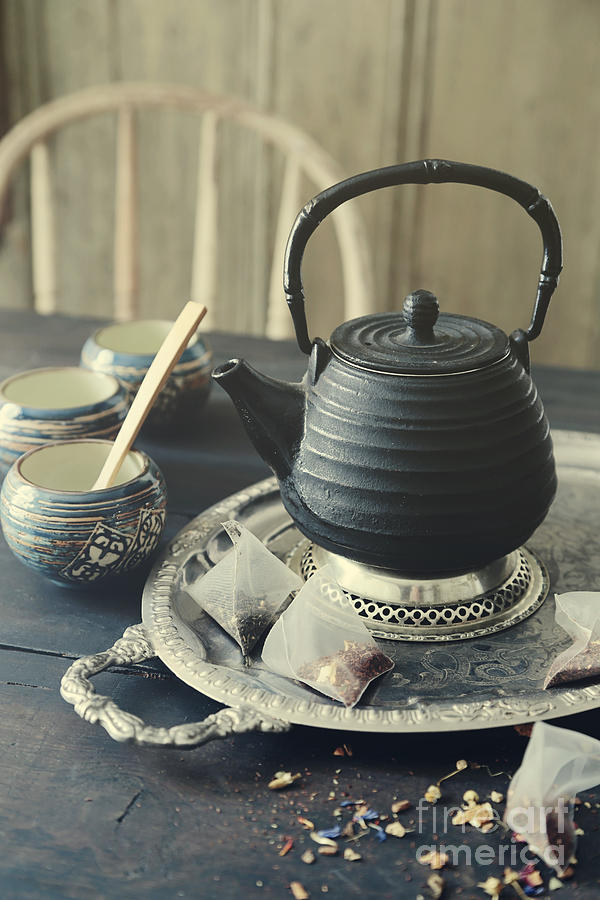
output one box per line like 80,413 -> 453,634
95,320 -> 198,355
1,368 -> 118,409
19,442 -> 145,492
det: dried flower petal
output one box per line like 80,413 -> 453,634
290,882 -> 310,900
425,785 -> 442,804
427,873 -> 444,899
301,850 -> 316,865
318,845 -> 338,857
269,771 -> 301,790
368,823 -> 387,842
385,821 -> 407,838
548,877 -> 563,891
333,744 -> 353,757
452,801 -> 494,830
352,806 -> 379,823
298,816 -> 315,830
391,799 -> 411,814
419,851 -> 449,870
343,848 -> 361,861
279,837 -> 294,856
477,877 -> 503,897
317,825 -> 342,840
310,832 -> 338,847
503,868 -> 520,885
341,820 -> 356,839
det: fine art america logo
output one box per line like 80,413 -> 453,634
414,797 -> 571,870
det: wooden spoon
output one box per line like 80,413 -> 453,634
92,302 -> 207,491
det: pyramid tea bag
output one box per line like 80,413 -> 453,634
184,520 -> 302,658
262,569 -> 394,707
544,592 -> 600,688
505,721 -> 600,873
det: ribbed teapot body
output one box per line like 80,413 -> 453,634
279,351 -> 556,574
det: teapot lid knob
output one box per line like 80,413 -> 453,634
402,290 -> 439,344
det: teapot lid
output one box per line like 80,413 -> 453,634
329,290 -> 509,375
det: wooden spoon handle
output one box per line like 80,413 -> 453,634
92,303 -> 207,491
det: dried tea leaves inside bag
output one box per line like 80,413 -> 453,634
544,592 -> 600,688
262,569 -> 394,707
184,520 -> 302,657
505,721 -> 600,874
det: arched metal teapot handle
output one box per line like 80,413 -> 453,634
284,159 -> 563,355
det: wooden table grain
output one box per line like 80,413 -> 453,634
1,310 -> 599,900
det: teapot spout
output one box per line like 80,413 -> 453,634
213,359 -> 304,479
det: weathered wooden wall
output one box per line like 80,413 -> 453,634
0,0 -> 599,368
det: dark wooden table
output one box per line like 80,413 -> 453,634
1,309 -> 600,900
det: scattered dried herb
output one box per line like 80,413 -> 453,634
352,805 -> 379,824
391,799 -> 411,814
419,851 -> 448,871
269,771 -> 301,790
427,873 -> 444,899
502,868 -> 528,900
385,821 -> 406,838
317,825 -> 342,840
341,820 -> 356,839
424,785 -> 442,804
438,760 -> 468,786
297,640 -> 393,707
368,822 -> 387,842
333,744 -> 353,757
279,837 -> 294,857
310,832 -> 338,847
452,801 -> 494,831
478,876 -> 503,897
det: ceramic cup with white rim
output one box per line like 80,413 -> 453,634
80,319 -> 212,430
0,366 -> 129,477
0,439 -> 167,586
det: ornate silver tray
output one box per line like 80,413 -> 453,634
61,431 -> 600,747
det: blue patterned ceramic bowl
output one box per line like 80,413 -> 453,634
0,367 -> 129,477
0,439 -> 167,586
81,319 -> 212,430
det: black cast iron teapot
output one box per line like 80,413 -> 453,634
213,160 -> 563,575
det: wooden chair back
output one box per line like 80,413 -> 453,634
0,83 -> 374,337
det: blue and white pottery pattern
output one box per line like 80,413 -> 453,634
0,367 -> 129,477
81,321 -> 212,429
0,443 -> 167,585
